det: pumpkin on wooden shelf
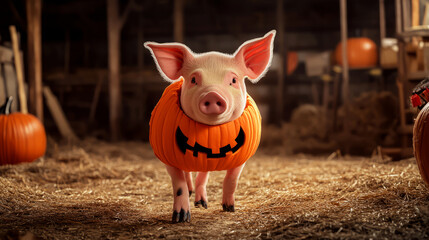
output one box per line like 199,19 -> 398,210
0,97 -> 46,165
335,37 -> 378,68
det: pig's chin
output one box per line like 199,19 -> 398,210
195,111 -> 236,126
184,106 -> 240,126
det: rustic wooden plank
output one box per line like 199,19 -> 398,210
276,0 -> 285,124
174,0 -> 184,42
412,0 -> 420,27
33,0 -> 43,121
107,0 -> 122,141
9,25 -> 28,114
26,0 -> 43,121
64,30 -> 70,75
138,14 -> 144,70
402,0 -> 411,30
43,86 -> 78,141
0,63 -> 6,102
379,0 -> 386,41
340,0 -> 349,105
89,74 -> 105,124
26,0 -> 35,114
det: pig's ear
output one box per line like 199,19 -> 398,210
234,30 -> 276,83
144,42 -> 194,82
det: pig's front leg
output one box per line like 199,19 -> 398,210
222,163 -> 245,212
165,164 -> 191,223
185,171 -> 193,197
194,172 -> 209,209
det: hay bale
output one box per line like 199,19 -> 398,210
336,91 -> 398,155
282,104 -> 336,154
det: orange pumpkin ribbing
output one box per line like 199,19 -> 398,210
413,103 -> 429,188
149,79 -> 261,172
335,37 -> 378,68
0,112 -> 46,165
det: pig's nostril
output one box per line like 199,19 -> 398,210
205,102 -> 210,106
216,101 -> 222,106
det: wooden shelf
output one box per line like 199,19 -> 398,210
397,29 -> 429,39
407,71 -> 427,80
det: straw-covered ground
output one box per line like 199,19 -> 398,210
0,139 -> 428,239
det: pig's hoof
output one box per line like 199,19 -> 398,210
189,191 -> 193,198
194,199 -> 208,209
222,204 -> 235,212
172,208 -> 191,223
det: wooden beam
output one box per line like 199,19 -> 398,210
107,0 -> 122,141
138,14 -> 144,69
402,0 -> 411,30
9,25 -> 27,114
106,0 -> 143,140
64,30 -> 70,75
26,0 -> 35,114
276,0 -> 285,124
89,74 -> 104,124
395,0 -> 403,34
340,0 -> 349,105
395,0 -> 410,150
43,86 -> 78,141
33,0 -> 43,121
26,0 -> 43,121
379,0 -> 386,41
412,0 -> 420,27
174,0 -> 184,42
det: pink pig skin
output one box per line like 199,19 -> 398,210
145,30 -> 275,223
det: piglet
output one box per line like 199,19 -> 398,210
145,30 -> 275,223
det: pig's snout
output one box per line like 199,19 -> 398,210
199,92 -> 227,115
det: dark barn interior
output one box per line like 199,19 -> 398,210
1,0 -> 429,239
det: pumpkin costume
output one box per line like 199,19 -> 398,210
150,79 -> 261,172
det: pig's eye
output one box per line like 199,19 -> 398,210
191,77 -> 197,85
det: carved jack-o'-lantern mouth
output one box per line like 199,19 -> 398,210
175,127 -> 245,158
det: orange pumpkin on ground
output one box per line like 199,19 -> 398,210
0,97 -> 46,165
335,37 -> 378,68
149,79 -> 261,172
413,103 -> 429,187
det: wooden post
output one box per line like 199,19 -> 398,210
43,86 -> 78,141
9,26 -> 28,114
379,0 -> 386,89
137,14 -> 144,69
64,30 -> 70,75
402,0 -> 411,31
276,0 -> 285,124
26,0 -> 43,121
412,0 -> 420,27
26,0 -> 35,111
106,0 -> 142,140
107,0 -> 122,141
395,0 -> 409,151
379,0 -> 386,41
174,0 -> 184,42
340,0 -> 349,105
